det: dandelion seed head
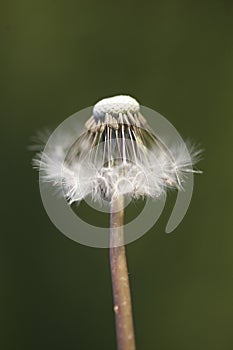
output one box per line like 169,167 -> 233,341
32,95 -> 202,204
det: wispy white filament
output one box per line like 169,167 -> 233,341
32,95 -> 202,204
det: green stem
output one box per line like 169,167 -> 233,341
110,195 -> 136,350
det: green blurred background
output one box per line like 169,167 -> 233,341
1,0 -> 233,349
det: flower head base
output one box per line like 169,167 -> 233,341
33,95 -> 202,204
93,95 -> 140,122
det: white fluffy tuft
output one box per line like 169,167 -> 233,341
32,99 -> 202,204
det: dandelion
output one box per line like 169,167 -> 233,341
32,95 -> 202,350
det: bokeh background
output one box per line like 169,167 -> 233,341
1,0 -> 233,349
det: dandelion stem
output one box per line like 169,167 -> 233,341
110,195 -> 136,350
